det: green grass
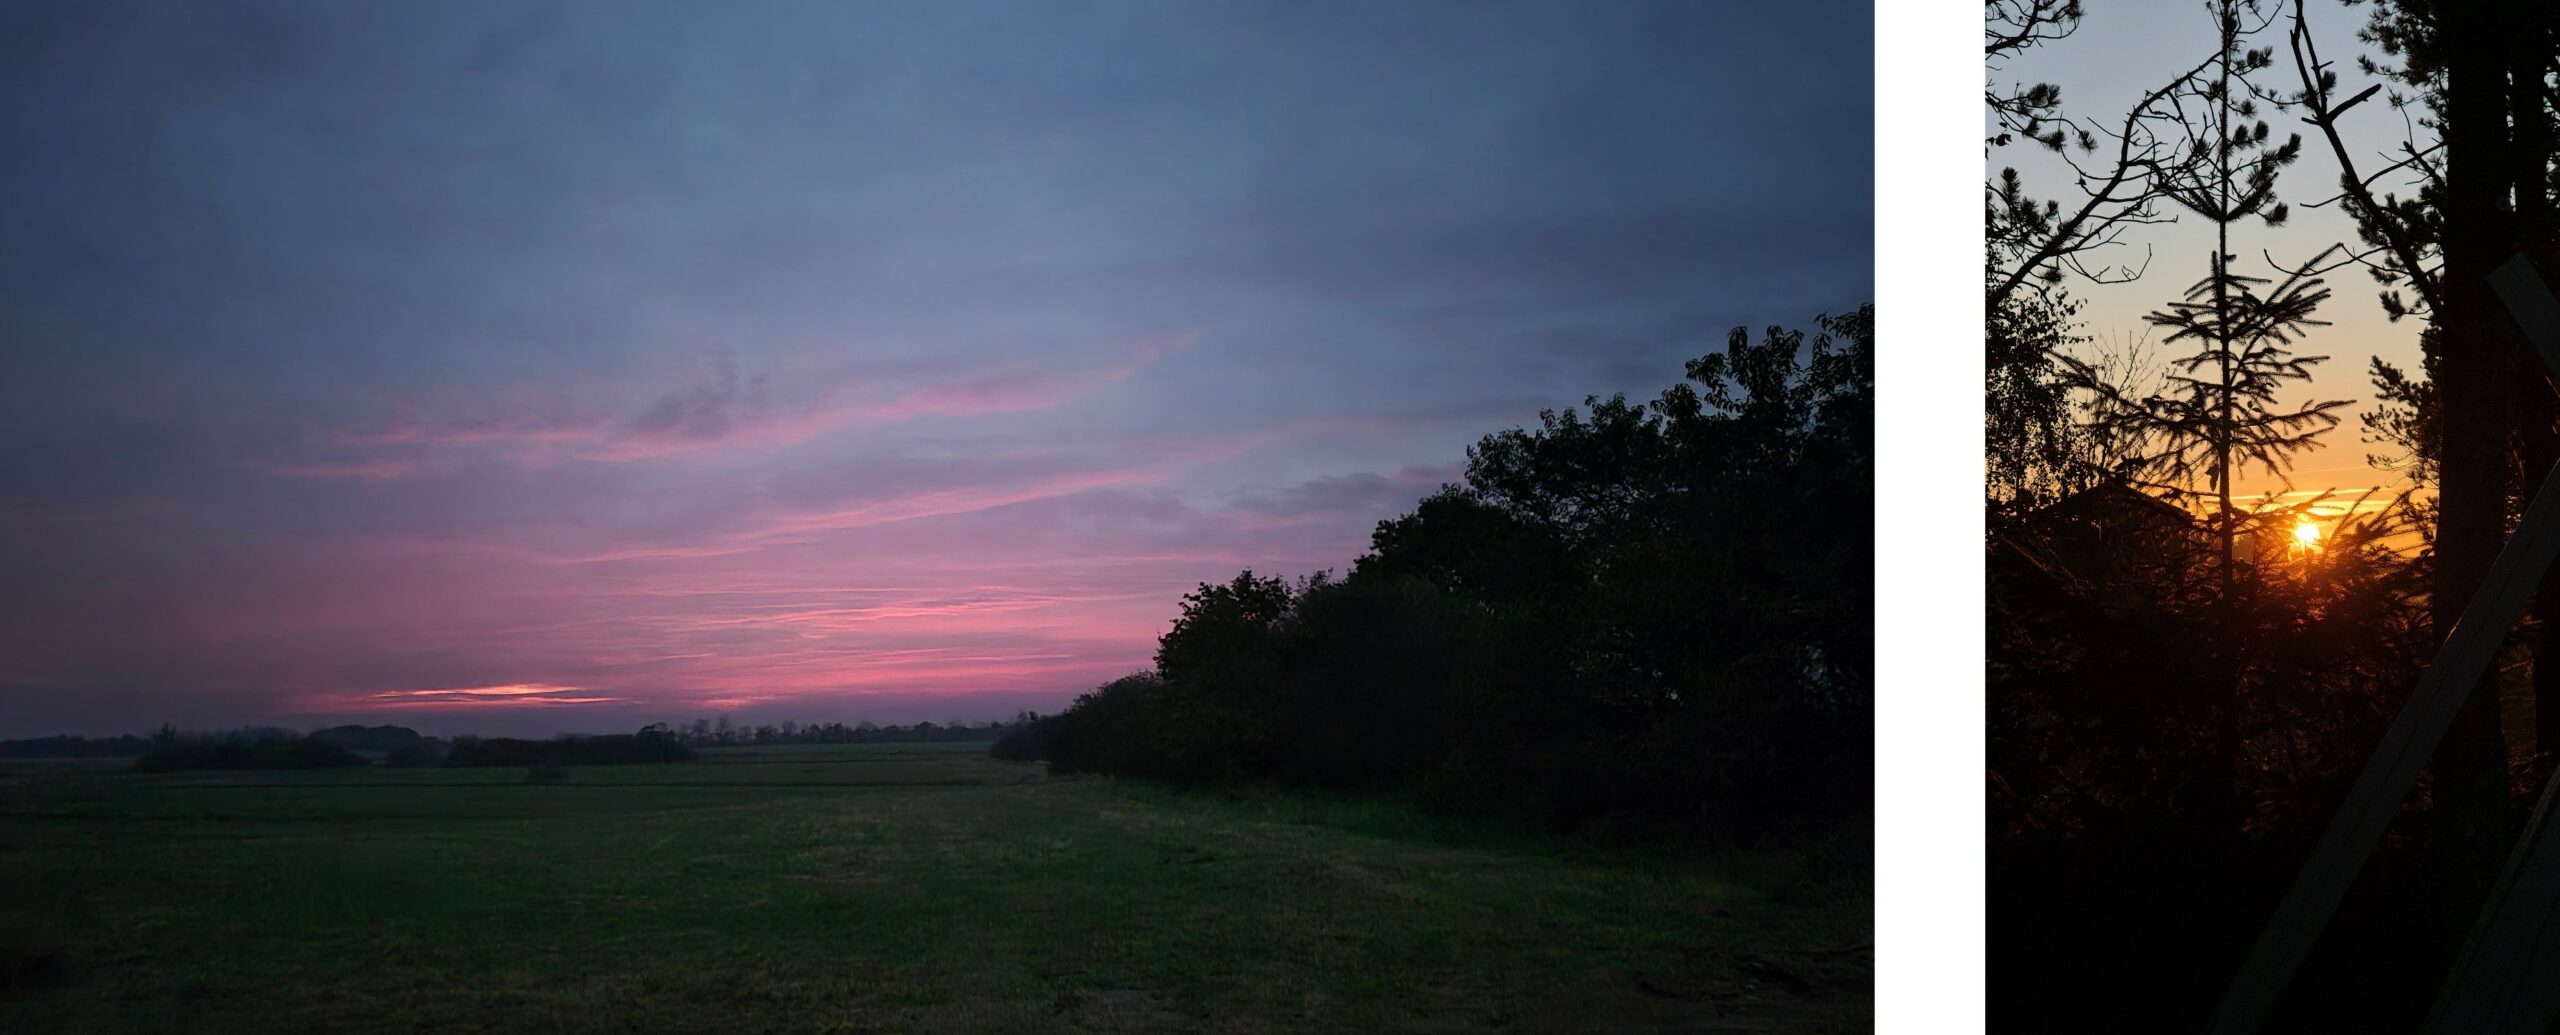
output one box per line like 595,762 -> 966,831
0,742 -> 1868,1033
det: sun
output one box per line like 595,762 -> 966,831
2293,520 -> 2322,547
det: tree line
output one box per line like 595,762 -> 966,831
117,724 -> 702,771
996,306 -> 1873,843
658,717 -> 1007,746
48,718 -> 1023,772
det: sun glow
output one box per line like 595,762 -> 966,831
2293,520 -> 2322,547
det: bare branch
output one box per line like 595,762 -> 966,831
1990,53 -> 2221,304
2284,0 -> 2443,317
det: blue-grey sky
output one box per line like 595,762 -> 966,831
0,0 -> 1872,735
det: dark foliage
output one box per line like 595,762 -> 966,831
383,740 -> 448,768
987,712 -> 1055,761
129,727 -> 369,772
0,734 -> 153,759
308,724 -> 433,756
1011,308 -> 1874,842
1987,448 -> 2445,1029
1986,276 -> 2097,518
668,717 -> 1005,746
442,727 -> 694,768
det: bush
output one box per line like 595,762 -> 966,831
383,740 -> 447,767
988,712 -> 1055,761
308,724 -> 430,756
1043,672 -> 1170,777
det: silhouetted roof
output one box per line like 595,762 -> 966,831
1991,481 -> 2209,592
2032,482 -> 2197,531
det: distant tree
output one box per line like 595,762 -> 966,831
309,724 -> 430,756
989,711 -> 1055,762
383,739 -> 446,767
131,729 -> 366,772
0,733 -> 155,759
443,728 -> 693,767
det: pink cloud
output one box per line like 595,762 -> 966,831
265,457 -> 438,481
749,466 -> 1166,540
1125,329 -> 1203,364
18,394 -> 1448,738
295,340 -> 1192,476
330,683 -> 633,710
855,367 -> 1133,422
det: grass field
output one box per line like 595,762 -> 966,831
1,742 -> 1869,1033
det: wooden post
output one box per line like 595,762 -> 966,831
2420,257 -> 2560,1034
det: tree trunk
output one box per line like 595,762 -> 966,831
2523,378 -> 2558,782
2209,17 -> 2243,845
2518,0 -> 2560,773
2428,0 -> 2520,945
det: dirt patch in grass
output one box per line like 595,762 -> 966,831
1503,962 -> 1868,1034
0,909 -> 77,1002
0,949 -> 68,1000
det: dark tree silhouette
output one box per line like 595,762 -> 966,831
2337,0 -> 2551,937
1012,307 -> 1871,841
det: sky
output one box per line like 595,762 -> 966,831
1989,0 -> 2434,527
0,0 -> 1872,736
